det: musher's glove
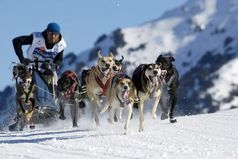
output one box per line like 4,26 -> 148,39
20,58 -> 32,65
41,61 -> 50,70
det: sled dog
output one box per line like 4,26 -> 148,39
156,54 -> 179,123
58,70 -> 83,127
9,64 -> 36,131
100,74 -> 137,132
85,51 -> 114,126
132,63 -> 163,132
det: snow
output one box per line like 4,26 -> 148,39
1,108 -> 238,159
207,58 -> 238,109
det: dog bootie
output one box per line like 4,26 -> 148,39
8,123 -> 19,131
29,125 -> 35,129
170,118 -> 177,123
73,122 -> 78,127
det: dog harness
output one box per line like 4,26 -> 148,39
91,66 -> 112,96
95,75 -> 112,96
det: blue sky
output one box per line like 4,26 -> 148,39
0,0 -> 187,90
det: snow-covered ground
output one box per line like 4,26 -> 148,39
0,108 -> 238,159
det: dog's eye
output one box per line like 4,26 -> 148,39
148,66 -> 152,70
101,60 -> 105,63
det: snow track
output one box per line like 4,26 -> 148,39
0,109 -> 238,159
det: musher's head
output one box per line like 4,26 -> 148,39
46,22 -> 61,44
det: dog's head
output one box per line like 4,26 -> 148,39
18,72 -> 32,90
116,77 -> 134,100
156,55 -> 175,71
97,51 -> 114,75
13,64 -> 30,79
13,64 -> 32,89
112,56 -> 124,74
58,71 -> 78,97
144,63 -> 162,81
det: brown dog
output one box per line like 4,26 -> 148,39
100,74 -> 137,133
85,51 -> 115,126
9,64 -> 36,131
58,70 -> 83,127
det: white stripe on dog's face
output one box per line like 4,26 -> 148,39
19,75 -> 32,89
117,78 -> 131,92
116,78 -> 132,100
145,64 -> 162,79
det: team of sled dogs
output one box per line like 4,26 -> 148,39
12,51 -> 179,132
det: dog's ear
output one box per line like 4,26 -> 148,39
97,50 -> 102,59
168,56 -> 175,62
119,56 -> 124,64
157,62 -> 162,67
12,65 -> 19,79
109,52 -> 114,58
156,55 -> 163,63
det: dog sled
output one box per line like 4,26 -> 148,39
9,59 -> 60,131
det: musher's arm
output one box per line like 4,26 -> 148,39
12,34 -> 33,63
53,50 -> 64,67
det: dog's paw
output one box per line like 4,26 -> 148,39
161,113 -> 168,120
139,125 -> 144,132
59,115 -> 66,120
152,113 -> 157,119
139,127 -> 144,132
170,118 -> 177,123
99,111 -> 104,116
29,125 -> 35,129
119,118 -> 124,123
107,118 -> 113,123
73,123 -> 78,127
124,125 -> 127,130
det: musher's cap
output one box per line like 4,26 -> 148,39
46,22 -> 61,34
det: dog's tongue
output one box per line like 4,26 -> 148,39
152,76 -> 159,85
122,90 -> 129,99
104,68 -> 110,75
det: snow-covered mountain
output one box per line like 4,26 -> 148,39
0,106 -> 238,159
1,0 -> 238,127
61,0 -> 238,114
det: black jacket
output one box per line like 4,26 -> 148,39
12,30 -> 64,66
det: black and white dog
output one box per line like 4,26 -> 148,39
156,55 -> 179,123
132,63 -> 163,132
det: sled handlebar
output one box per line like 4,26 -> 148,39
27,58 -> 58,71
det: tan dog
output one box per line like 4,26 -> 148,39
9,64 -> 36,131
100,74 -> 137,133
132,63 -> 163,132
85,51 -> 114,126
